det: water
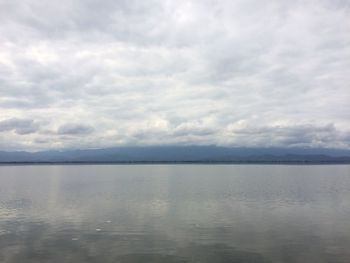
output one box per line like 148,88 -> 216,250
0,165 -> 350,263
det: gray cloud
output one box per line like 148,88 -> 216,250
57,124 -> 94,135
0,118 -> 39,135
225,123 -> 349,148
0,0 -> 349,150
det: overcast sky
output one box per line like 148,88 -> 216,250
0,0 -> 349,151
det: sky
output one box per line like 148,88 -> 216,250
0,0 -> 349,151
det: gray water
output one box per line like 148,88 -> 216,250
0,165 -> 350,263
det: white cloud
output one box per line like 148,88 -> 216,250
0,0 -> 349,150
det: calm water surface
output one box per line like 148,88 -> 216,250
0,165 -> 350,263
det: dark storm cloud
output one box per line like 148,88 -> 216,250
0,0 -> 349,150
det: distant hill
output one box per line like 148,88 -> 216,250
0,146 -> 350,164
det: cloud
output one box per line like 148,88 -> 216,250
0,118 -> 39,135
224,122 -> 349,148
57,123 -> 94,135
0,0 -> 349,150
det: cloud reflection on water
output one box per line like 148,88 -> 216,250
0,165 -> 350,262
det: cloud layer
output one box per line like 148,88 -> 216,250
0,0 -> 349,150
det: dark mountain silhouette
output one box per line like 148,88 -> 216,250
0,146 -> 350,163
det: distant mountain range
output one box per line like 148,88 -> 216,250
1,146 -> 350,164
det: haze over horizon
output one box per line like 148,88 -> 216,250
0,0 -> 349,151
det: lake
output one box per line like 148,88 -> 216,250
0,165 -> 350,262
